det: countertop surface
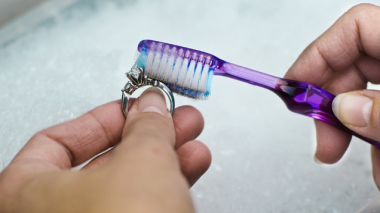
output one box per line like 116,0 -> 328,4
0,0 -> 379,212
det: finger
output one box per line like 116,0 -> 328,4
371,146 -> 380,190
102,88 -> 193,212
285,4 -> 380,85
12,101 -> 203,172
176,140 -> 211,186
173,106 -> 204,149
13,100 -> 127,170
82,105 -> 204,170
81,149 -> 114,170
314,120 -> 352,164
110,87 -> 177,168
284,4 -> 380,164
314,64 -> 367,163
332,90 -> 380,142
356,55 -> 380,84
82,140 -> 212,187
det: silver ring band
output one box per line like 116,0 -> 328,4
121,67 -> 175,117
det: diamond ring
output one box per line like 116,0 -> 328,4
121,67 -> 175,117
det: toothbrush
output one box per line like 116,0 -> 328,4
132,39 -> 380,148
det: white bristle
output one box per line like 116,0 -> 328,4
163,47 -> 176,82
199,64 -> 209,92
157,45 -> 170,79
145,42 -> 156,76
190,55 -> 204,90
183,53 -> 197,88
198,56 -> 212,92
142,43 -> 212,95
151,43 -> 163,79
176,50 -> 190,87
169,48 -> 184,84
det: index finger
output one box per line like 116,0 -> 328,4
285,3 -> 380,85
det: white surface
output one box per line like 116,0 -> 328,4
0,0 -> 379,212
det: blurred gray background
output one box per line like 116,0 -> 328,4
1,0 -> 380,212
0,0 -> 47,27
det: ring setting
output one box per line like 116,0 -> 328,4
121,67 -> 175,117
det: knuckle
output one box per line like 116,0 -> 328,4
351,3 -> 375,11
348,3 -> 378,17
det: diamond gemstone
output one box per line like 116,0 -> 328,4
123,82 -> 136,94
129,68 -> 141,79
124,82 -> 132,90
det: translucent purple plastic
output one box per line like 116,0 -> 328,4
137,40 -> 380,148
216,62 -> 380,148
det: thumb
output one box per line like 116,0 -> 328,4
101,87 -> 194,212
332,89 -> 380,141
113,86 -> 177,165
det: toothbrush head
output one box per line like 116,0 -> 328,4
133,40 -> 220,99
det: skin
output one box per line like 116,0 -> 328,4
0,89 -> 211,213
1,3 -> 380,212
284,4 -> 380,188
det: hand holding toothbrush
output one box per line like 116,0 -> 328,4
285,4 -> 380,188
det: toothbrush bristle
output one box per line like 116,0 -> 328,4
134,40 -> 219,99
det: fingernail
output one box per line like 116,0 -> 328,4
332,93 -> 373,127
314,155 -> 323,164
138,87 -> 168,116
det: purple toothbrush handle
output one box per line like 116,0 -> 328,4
215,62 -> 380,148
276,80 -> 380,148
